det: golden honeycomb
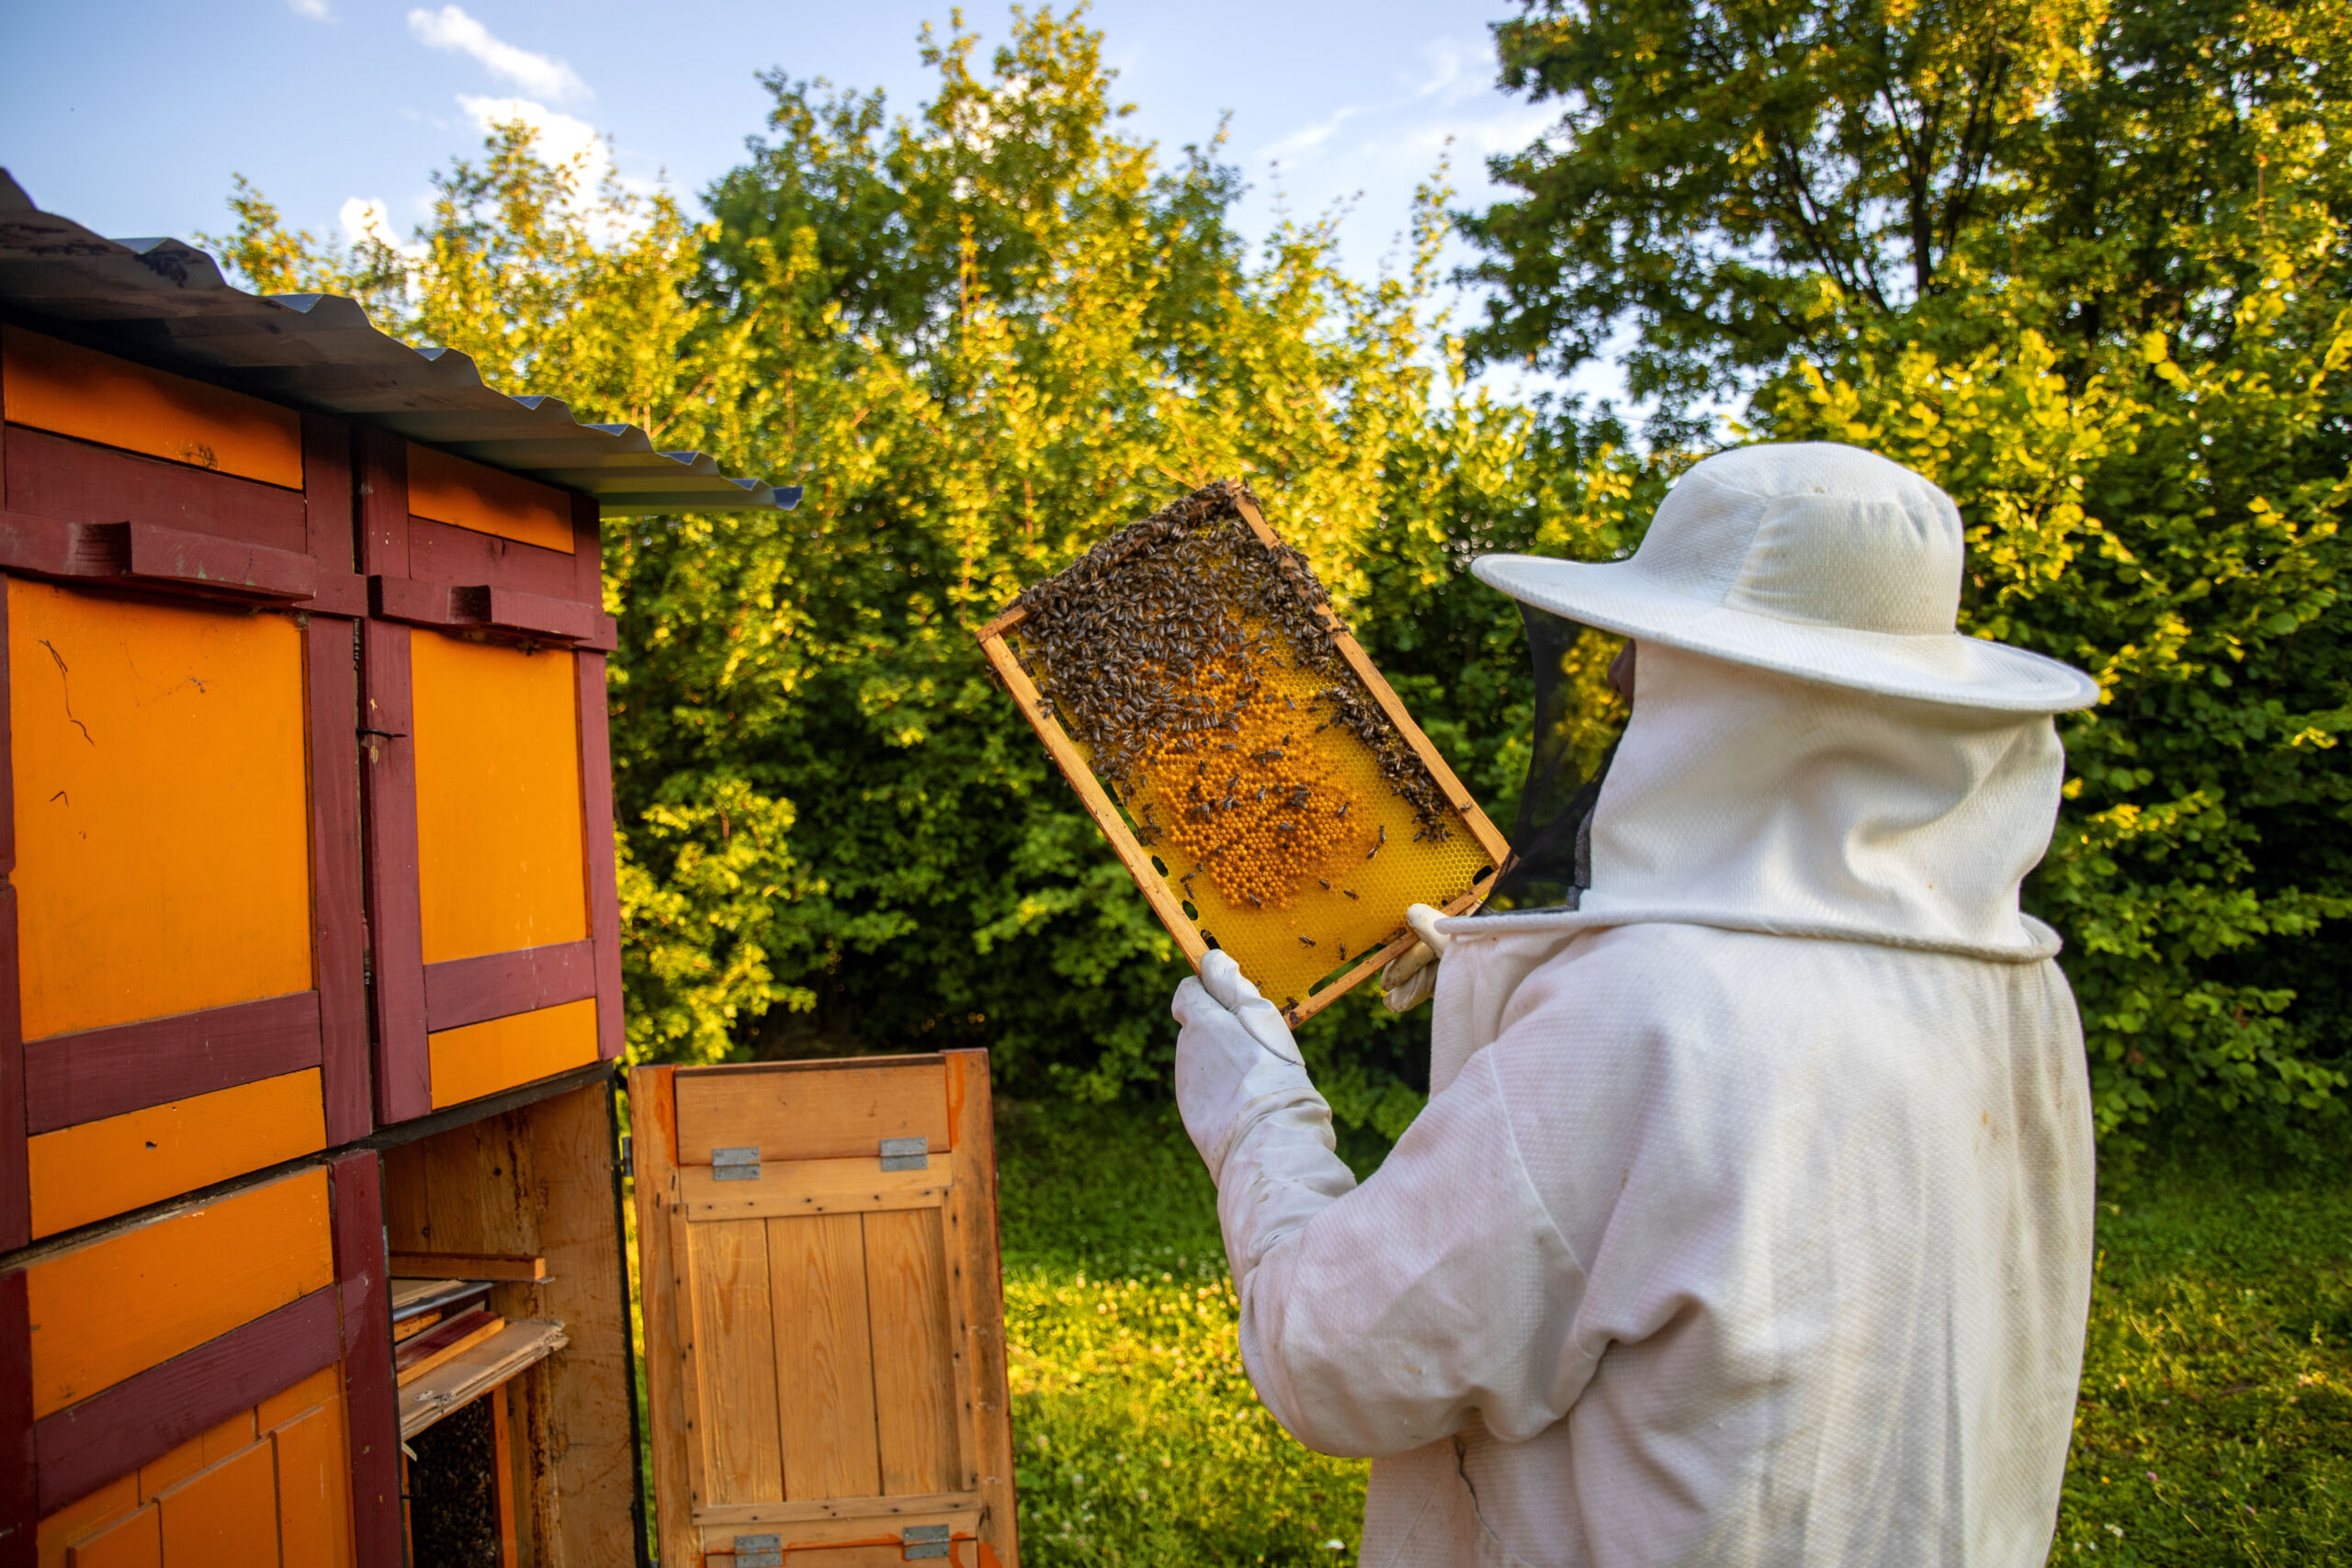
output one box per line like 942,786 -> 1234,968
991,482 -> 1500,1016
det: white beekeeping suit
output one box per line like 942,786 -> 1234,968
1172,443 -> 2101,1568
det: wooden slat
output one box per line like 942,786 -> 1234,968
405,446 -> 574,555
422,939 -> 595,1034
674,1058 -> 950,1165
575,647 -> 626,1062
394,1308 -> 504,1386
944,1050 -> 1017,1564
693,1493 -> 978,1529
686,1218 -> 785,1506
3,425 -> 308,555
768,1214 -> 881,1501
403,517 -> 582,603
865,1207 -> 962,1497
359,614 -> 429,1123
425,996 -> 599,1111
678,1154 -> 955,1222
301,587 -> 372,1150
0,327 -> 303,490
21,990 -> 321,1134
976,630 -> 1206,967
629,1068 -> 702,1568
326,1150 -> 401,1568
386,1251 -> 548,1282
398,1319 -> 567,1440
0,1268 -> 33,1562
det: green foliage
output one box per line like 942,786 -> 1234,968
1470,0 -> 2352,1145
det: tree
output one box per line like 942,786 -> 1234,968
1467,0 -> 2352,1146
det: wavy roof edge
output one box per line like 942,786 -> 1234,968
0,170 -> 798,514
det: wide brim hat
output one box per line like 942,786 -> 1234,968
1474,443 -> 2099,714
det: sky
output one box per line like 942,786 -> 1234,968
0,0 -> 1604,400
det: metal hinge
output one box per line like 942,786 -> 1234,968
732,1533 -> 783,1567
879,1136 -> 929,1172
901,1524 -> 950,1560
712,1145 -> 762,1182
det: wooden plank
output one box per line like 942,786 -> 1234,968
26,1067 -> 327,1238
674,1059 -> 949,1166
421,940 -> 596,1034
864,1207 -> 962,1497
405,446 -> 574,555
325,1150 -> 401,1568
2,427 -> 308,556
354,428 -> 408,580
270,1401 -> 356,1568
489,1382 -> 518,1568
685,1218 -> 785,1506
394,1309 -> 505,1386
23,991 -> 329,1133
0,886 -> 32,1258
154,1437 -> 277,1562
122,522 -> 316,601
629,1067 -> 702,1568
397,1319 -> 566,1441
767,1213 -> 881,1502
679,1154 -> 955,1222
31,1287 -> 340,1517
425,997 -> 599,1111
61,1500 -> 159,1567
976,630 -> 1207,967
0,1269 -> 32,1568
27,1168 -> 334,1420
385,1252 -> 547,1283
0,327 -> 302,491
408,632 -> 588,966
358,616 -> 428,1124
302,604 -> 371,1148
943,1050 -> 1018,1565
300,412 -> 356,575
575,649 -> 626,1062
8,580 -> 312,1043
691,1493 -> 978,1529
402,518 -> 583,604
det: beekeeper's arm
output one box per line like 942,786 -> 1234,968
1171,948 -> 1596,1459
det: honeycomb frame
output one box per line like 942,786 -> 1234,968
976,488 -> 1510,1027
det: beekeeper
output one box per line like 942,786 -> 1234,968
1171,443 -> 2100,1567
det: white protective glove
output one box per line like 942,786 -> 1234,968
1376,902 -> 1453,1014
1171,948 -> 1322,1182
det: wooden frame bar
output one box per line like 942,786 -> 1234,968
330,1149 -> 403,1568
973,491 -> 1510,1026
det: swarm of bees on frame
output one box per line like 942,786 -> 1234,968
1012,480 -> 1453,914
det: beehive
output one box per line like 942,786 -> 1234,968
978,482 -> 1508,1023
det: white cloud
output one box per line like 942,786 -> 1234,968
408,6 -> 589,102
287,0 -> 332,18
457,95 -> 605,172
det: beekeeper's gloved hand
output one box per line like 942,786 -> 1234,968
1172,948 -> 1321,1182
1377,903 -> 1452,1014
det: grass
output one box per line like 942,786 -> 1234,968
993,1100 -> 2352,1566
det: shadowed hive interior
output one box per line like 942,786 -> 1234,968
1004,481 -> 1496,1011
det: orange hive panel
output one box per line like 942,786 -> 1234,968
981,481 -> 1503,1021
406,443 -> 576,554
0,324 -> 303,491
7,581 -> 312,1040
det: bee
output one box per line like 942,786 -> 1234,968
1317,879 -> 1331,890
1298,935 -> 1316,947
1342,889 -> 1359,900
1336,802 -> 1351,818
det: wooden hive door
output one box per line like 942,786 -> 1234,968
632,1052 -> 1017,1568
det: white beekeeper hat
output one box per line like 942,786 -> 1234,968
1474,442 -> 2099,713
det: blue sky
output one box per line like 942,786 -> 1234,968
2,0 -> 1603,399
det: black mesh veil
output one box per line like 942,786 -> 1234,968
1480,602 -> 1618,913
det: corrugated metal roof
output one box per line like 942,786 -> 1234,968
0,170 -> 797,514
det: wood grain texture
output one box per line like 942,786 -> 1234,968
31,1286 -> 339,1517
384,1251 -> 546,1282
392,1308 -> 504,1385
28,991 -> 325,1137
768,1213 -> 881,1502
303,613 -> 370,1146
395,1318 -> 564,1442
401,520 -> 582,604
26,1068 -> 326,1238
864,1206 -> 962,1498
325,1151 -> 401,1568
690,1495 -> 978,1529
674,1059 -> 950,1166
299,413 -> 356,576
943,1051 -> 1018,1566
27,1168 -> 334,1420
686,1218 -> 785,1506
353,430 -> 408,581
678,1155 -> 955,1223
421,939 -> 595,1033
358,617 -> 428,1124
575,649 -> 626,1062
628,1067 -> 702,1568
3,428 -> 306,557
975,630 -> 1205,968
0,328 -> 302,491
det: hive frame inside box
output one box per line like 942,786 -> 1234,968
976,492 -> 1510,1027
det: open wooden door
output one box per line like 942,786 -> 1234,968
631,1051 -> 1017,1568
